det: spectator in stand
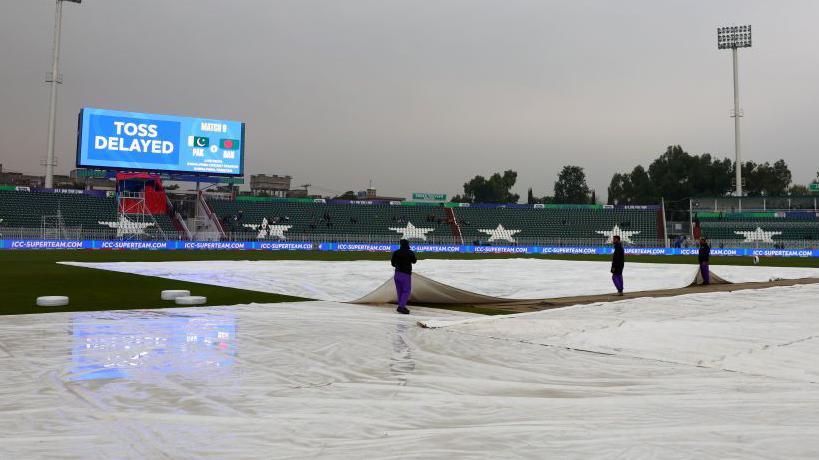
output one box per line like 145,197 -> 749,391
692,215 -> 702,240
698,236 -> 711,285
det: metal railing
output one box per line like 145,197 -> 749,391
205,231 -> 670,247
0,227 -> 185,241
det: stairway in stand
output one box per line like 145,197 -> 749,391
445,207 -> 462,244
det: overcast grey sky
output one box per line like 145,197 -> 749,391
1,0 -> 818,199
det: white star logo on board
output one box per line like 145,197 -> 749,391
596,225 -> 641,243
734,227 -> 782,243
244,218 -> 292,239
243,221 -> 265,238
98,215 -> 155,237
389,221 -> 435,241
267,225 -> 292,239
479,224 -> 521,243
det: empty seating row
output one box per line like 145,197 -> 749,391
0,190 -> 117,229
208,199 -> 453,241
0,190 -> 178,238
700,221 -> 819,241
207,198 -> 662,244
452,207 -> 660,243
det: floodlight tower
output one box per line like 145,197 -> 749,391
717,25 -> 751,197
44,0 -> 81,189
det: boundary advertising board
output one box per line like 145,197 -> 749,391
2,240 -> 818,257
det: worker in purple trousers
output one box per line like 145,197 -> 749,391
698,236 -> 711,285
611,235 -> 625,296
391,239 -> 417,314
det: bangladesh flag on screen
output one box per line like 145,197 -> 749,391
220,138 -> 239,150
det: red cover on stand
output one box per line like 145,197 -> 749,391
116,173 -> 168,215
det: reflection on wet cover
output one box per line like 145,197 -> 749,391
70,310 -> 236,381
390,322 -> 415,384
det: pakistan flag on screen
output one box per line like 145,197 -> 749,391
189,136 -> 209,148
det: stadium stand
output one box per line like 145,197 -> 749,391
692,196 -> 818,212
207,197 -> 455,242
696,211 -> 819,243
0,189 -> 116,229
453,205 -> 660,245
688,197 -> 819,246
11,187 -> 817,247
206,197 -> 663,245
0,189 -> 177,239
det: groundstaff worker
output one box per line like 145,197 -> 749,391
698,236 -> 711,285
391,239 -> 417,314
611,235 -> 625,296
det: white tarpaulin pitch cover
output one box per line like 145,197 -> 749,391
3,259 -> 816,458
2,283 -> 819,458
60,258 -> 819,304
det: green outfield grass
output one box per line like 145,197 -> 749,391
1,249 -> 817,315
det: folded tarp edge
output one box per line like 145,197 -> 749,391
351,272 -> 529,305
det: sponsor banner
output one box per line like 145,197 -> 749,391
98,241 -> 172,250
678,248 -> 743,257
412,192 -> 447,201
618,205 -> 661,210
625,247 -> 671,256
539,246 -> 601,255
2,240 -> 89,249
749,248 -> 816,258
710,248 -> 744,256
255,242 -> 313,251
330,243 -> 397,252
472,245 -> 532,254
34,188 -> 86,194
79,190 -> 110,198
179,241 -> 250,250
468,203 -> 531,209
411,244 -> 464,253
2,240 -> 819,257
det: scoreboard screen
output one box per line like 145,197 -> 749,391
77,107 -> 245,176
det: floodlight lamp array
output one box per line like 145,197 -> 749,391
718,25 -> 752,49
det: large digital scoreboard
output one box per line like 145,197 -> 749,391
77,108 -> 245,176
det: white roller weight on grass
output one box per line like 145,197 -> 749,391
175,295 -> 207,305
36,296 -> 69,307
161,289 -> 191,300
